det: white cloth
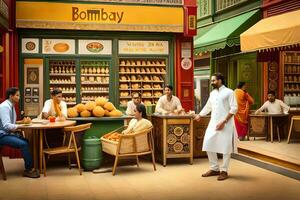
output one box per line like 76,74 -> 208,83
155,95 -> 183,113
199,85 -> 238,154
255,99 -> 289,114
125,101 -> 144,116
41,99 -> 67,118
122,118 -> 152,135
207,151 -> 231,172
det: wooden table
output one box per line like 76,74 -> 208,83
249,113 -> 289,143
151,114 -> 193,166
18,120 -> 76,173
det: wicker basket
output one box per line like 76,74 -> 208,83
101,127 -> 152,156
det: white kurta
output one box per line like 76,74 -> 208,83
199,85 -> 238,154
155,95 -> 183,113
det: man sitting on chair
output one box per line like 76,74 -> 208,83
0,87 -> 40,178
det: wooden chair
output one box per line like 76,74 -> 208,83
0,146 -> 7,180
101,126 -> 156,175
0,131 -> 25,181
287,116 -> 300,144
42,123 -> 92,176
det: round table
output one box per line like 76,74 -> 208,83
18,120 -> 76,173
249,113 -> 289,142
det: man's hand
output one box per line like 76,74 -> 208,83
194,115 -> 201,122
216,120 -> 226,131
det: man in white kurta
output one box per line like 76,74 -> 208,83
195,73 -> 238,181
155,85 -> 184,114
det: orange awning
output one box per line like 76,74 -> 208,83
241,9 -> 300,52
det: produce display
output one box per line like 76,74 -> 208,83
67,97 -> 123,118
119,58 -> 166,106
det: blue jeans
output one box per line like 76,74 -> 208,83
0,133 -> 33,170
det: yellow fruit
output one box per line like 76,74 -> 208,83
92,106 -> 105,117
104,110 -> 110,117
103,102 -> 116,111
76,103 -> 86,113
109,109 -> 123,117
80,110 -> 91,117
85,101 -> 96,111
67,107 -> 78,118
95,97 -> 108,107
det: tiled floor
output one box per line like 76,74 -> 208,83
1,157 -> 299,200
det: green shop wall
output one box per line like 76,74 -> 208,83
18,29 -> 175,111
212,52 -> 261,109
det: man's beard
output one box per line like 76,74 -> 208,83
211,83 -> 218,89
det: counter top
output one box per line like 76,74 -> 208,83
68,116 -> 134,121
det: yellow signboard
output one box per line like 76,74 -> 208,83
16,1 -> 184,32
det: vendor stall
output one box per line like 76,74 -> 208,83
151,114 -> 193,166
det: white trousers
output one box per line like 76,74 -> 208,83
206,151 -> 231,172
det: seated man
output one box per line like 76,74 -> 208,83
255,91 -> 289,114
255,91 -> 290,139
155,85 -> 184,114
40,88 -> 67,120
126,93 -> 143,116
0,87 -> 40,178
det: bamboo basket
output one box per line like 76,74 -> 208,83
101,126 -> 152,156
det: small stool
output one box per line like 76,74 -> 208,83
287,116 -> 300,144
0,146 -> 7,180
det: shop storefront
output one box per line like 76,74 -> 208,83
241,1 -> 300,116
194,0 -> 263,109
16,0 -> 197,116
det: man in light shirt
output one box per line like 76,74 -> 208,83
126,93 -> 143,116
255,91 -> 290,114
0,87 -> 40,178
155,85 -> 184,114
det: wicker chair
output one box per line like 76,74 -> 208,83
42,123 -> 92,176
101,126 -> 156,175
0,146 -> 6,180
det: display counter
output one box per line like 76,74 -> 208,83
69,116 -> 133,138
151,114 -> 193,166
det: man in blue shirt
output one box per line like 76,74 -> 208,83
0,87 -> 39,178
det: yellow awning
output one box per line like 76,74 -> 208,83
241,9 -> 300,52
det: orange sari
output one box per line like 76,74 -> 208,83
234,89 -> 254,137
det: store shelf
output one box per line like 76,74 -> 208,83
66,102 -> 76,105
284,90 -> 300,92
81,74 -> 109,76
62,91 -> 76,94
50,82 -> 76,85
284,73 -> 300,75
50,73 -> 76,76
119,72 -> 166,75
284,63 -> 300,65
81,91 -> 109,94
120,64 -> 166,67
81,82 -> 109,85
119,96 -> 132,99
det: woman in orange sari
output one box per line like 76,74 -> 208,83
234,82 -> 254,140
